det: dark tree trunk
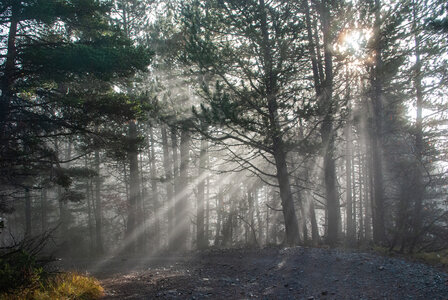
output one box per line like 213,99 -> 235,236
370,0 -> 386,245
25,188 -> 31,237
214,189 -> 223,246
0,2 -> 18,138
196,130 -> 207,249
320,0 -> 339,248
305,0 -> 339,247
259,0 -> 300,246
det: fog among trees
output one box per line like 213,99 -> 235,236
1,0 -> 448,298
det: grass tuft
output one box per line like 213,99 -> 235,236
0,272 -> 104,300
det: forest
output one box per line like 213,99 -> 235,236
1,0 -> 448,299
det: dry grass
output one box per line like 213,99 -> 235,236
0,272 -> 104,300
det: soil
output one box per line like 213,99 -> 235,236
59,247 -> 448,299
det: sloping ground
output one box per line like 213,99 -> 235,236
72,247 -> 448,299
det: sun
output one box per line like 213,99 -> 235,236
335,28 -> 372,60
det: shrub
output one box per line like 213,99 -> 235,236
0,250 -> 44,293
0,249 -> 103,299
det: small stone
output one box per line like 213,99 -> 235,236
308,297 -> 315,300
322,291 -> 328,295
378,266 -> 385,270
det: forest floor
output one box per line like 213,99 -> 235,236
58,246 -> 448,299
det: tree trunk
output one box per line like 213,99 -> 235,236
171,128 -> 180,248
358,150 -> 364,240
409,0 -> 424,253
55,140 -> 68,236
149,127 -> 160,248
370,0 -> 386,245
25,188 -> 31,237
247,186 -> 256,246
310,199 -> 319,246
352,150 -> 357,240
345,116 -> 355,243
94,149 -> 103,254
366,145 -> 374,241
214,189 -> 223,246
0,2 -> 18,138
161,125 -> 174,249
174,129 -> 190,251
41,188 -> 47,233
126,120 -> 141,252
196,130 -> 207,249
85,160 -> 95,255
259,0 -> 300,246
305,0 -> 338,247
254,186 -> 263,247
205,170 -> 210,245
320,0 -> 339,248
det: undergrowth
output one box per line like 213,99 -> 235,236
0,250 -> 103,300
0,272 -> 104,300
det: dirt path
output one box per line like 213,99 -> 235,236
67,247 -> 448,299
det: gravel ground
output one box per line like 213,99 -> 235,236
63,247 -> 448,299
